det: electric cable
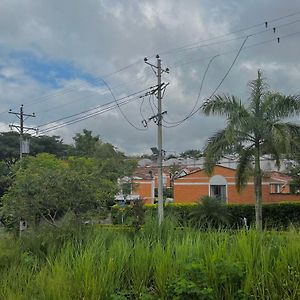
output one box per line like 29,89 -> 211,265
99,77 -> 149,131
2,11 -> 300,117
164,54 -> 218,125
38,94 -> 144,135
157,10 -> 300,56
37,86 -> 153,128
163,36 -> 249,128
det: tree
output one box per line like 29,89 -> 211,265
72,129 -> 100,156
201,70 -> 300,230
0,131 -> 71,166
0,161 -> 12,198
0,132 -> 20,167
72,129 -> 125,159
1,154 -> 119,227
30,135 -> 72,157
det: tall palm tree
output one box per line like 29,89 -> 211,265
201,70 -> 300,230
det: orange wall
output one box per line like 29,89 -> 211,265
173,166 -> 300,204
132,173 -> 172,204
133,180 -> 153,204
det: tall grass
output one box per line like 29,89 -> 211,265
0,221 -> 299,299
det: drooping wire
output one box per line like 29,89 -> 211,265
0,59 -> 143,117
163,54 -> 219,126
2,12 -> 300,118
163,36 -> 249,128
37,86 -> 153,129
38,94 -> 144,135
97,77 -> 148,131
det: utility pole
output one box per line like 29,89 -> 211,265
9,104 -> 36,159
144,55 -> 169,225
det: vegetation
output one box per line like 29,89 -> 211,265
0,153 -> 120,227
0,219 -> 300,299
0,129 -> 137,228
112,201 -> 300,229
202,70 -> 300,230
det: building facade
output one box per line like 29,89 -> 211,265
173,165 -> 300,204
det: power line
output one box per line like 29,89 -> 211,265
98,77 -> 149,131
163,36 -> 249,128
0,60 -> 143,117
2,11 -> 299,118
173,30 -> 300,69
162,29 -> 300,128
157,10 -> 300,56
37,86 -> 153,128
163,54 -> 218,126
38,94 -> 145,135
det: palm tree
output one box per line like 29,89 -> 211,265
201,70 -> 300,230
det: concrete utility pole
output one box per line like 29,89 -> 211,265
144,55 -> 169,225
9,104 -> 36,159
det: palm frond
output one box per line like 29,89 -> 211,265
203,128 -> 234,175
263,93 -> 300,119
248,69 -> 268,115
236,146 -> 254,192
202,94 -> 248,118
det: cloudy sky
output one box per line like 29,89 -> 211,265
1,0 -> 300,155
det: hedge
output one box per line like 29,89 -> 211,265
111,202 -> 300,229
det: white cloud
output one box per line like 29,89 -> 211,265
1,0 -> 300,154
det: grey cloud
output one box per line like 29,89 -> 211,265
1,0 -> 300,154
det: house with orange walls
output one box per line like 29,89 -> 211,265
130,166 -> 172,204
173,165 -> 300,204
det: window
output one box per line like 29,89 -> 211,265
271,183 -> 284,194
209,175 -> 227,202
275,184 -> 283,193
210,185 -> 226,201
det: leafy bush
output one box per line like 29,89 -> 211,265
112,202 -> 300,229
189,196 -> 231,228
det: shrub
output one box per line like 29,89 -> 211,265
189,196 -> 231,228
111,202 -> 300,229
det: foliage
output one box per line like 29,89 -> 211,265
72,128 -> 100,156
0,131 -> 71,166
0,161 -> 13,198
1,154 -> 119,228
0,221 -> 300,299
112,202 -> 300,229
30,135 -> 72,157
0,131 -> 20,167
71,128 -> 126,160
201,70 -> 300,230
189,196 -> 231,228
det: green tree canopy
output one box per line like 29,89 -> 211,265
1,153 -> 122,227
0,161 -> 12,198
0,132 -> 20,166
0,131 -> 71,166
71,129 -> 125,160
202,70 -> 300,230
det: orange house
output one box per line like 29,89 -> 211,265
132,167 -> 172,204
174,165 -> 300,204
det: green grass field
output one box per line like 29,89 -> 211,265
0,219 -> 299,299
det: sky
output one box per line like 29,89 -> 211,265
1,0 -> 300,155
